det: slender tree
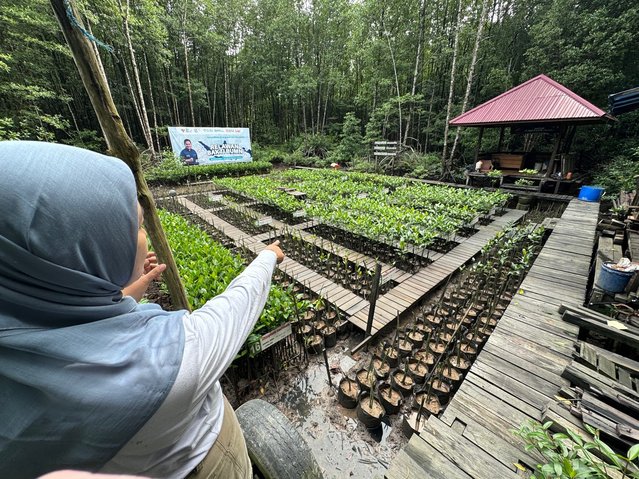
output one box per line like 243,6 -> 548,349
450,0 -> 490,161
118,0 -> 155,157
442,0 -> 463,174
49,0 -> 190,311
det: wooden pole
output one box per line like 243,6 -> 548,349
322,348 -> 333,388
474,127 -> 485,162
497,126 -> 505,151
366,263 -> 383,337
546,124 -> 565,178
50,0 -> 190,311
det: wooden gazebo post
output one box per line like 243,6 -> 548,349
474,127 -> 485,162
546,124 -> 566,178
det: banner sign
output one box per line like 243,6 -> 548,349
168,127 -> 252,166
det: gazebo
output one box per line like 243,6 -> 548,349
452,74 -> 615,193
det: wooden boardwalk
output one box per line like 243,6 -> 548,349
386,199 -> 599,479
350,209 -> 526,335
178,195 -> 527,341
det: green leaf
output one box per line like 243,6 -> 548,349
628,443 -> 639,461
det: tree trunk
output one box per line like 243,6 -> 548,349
50,0 -> 190,311
450,0 -> 489,162
224,59 -> 230,126
403,0 -> 428,146
119,0 -> 155,157
181,4 -> 195,126
183,33 -> 196,126
143,53 -> 161,153
121,58 -> 141,139
441,0 -> 462,173
424,87 -> 435,151
386,32 -> 402,146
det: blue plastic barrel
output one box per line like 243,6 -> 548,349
597,263 -> 634,293
578,185 -> 605,202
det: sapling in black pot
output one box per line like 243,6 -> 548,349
372,345 -> 391,379
321,301 -> 337,349
356,357 -> 376,392
406,321 -> 425,348
305,323 -> 324,355
378,381 -> 402,415
448,340 -> 471,371
356,380 -> 385,429
391,361 -> 415,397
408,357 -> 429,384
337,373 -> 360,409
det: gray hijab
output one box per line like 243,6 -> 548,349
0,141 -> 185,478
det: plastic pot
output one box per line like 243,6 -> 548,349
390,368 -> 415,397
355,368 -> 376,392
338,377 -> 360,409
322,326 -> 337,348
378,382 -> 403,415
357,392 -> 386,429
372,355 -> 391,380
305,334 -> 324,355
407,359 -> 429,384
402,410 -> 428,438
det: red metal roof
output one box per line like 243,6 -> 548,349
450,74 -> 611,126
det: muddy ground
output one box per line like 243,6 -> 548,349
225,329 -> 408,479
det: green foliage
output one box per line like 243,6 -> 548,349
62,129 -> 105,152
215,169 -> 510,249
253,144 -> 288,164
3,0 -> 637,175
592,147 -> 639,198
515,178 -> 534,186
524,0 -> 639,106
514,420 -> 639,479
519,169 -> 538,175
394,151 -> 442,178
350,158 -> 379,173
292,133 -> 335,160
158,209 -> 306,355
145,151 -> 272,185
328,112 -> 367,166
487,169 -> 503,178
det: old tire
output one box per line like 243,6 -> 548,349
235,399 -> 323,479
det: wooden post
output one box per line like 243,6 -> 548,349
546,124 -> 565,178
322,348 -> 333,388
366,263 -> 383,337
50,0 -> 190,311
474,127 -> 484,162
497,126 -> 505,151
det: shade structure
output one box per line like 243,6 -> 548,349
450,74 -> 613,126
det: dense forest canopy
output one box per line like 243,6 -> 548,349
1,0 -> 638,175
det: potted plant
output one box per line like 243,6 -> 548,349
357,381 -> 386,429
337,375 -> 360,409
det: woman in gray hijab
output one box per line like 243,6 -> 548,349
0,141 -> 283,479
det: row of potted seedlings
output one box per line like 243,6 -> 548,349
307,223 -> 432,273
337,224 -> 546,434
268,229 -> 396,300
277,274 -> 352,355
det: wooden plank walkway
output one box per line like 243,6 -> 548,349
178,195 -> 528,337
350,209 -> 526,334
386,199 -> 599,479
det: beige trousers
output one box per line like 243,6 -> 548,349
186,396 -> 252,479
